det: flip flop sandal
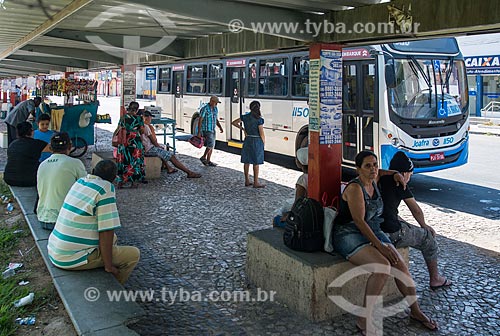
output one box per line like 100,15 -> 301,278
410,315 -> 439,331
430,277 -> 452,290
207,161 -> 217,167
200,158 -> 209,166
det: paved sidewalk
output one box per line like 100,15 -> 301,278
1,122 -> 499,335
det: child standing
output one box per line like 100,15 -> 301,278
34,114 -> 54,162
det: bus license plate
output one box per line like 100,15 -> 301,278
430,153 -> 445,161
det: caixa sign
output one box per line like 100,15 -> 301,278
292,107 -> 309,117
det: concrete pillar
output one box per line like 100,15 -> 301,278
121,64 -> 137,116
308,44 -> 343,205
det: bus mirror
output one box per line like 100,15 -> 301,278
385,63 -> 396,88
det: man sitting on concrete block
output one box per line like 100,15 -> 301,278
48,160 -> 140,284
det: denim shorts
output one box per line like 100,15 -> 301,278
333,222 -> 392,260
202,131 -> 216,148
147,146 -> 174,162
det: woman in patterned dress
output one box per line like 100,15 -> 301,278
116,101 -> 146,188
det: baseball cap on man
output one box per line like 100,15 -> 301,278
210,95 -> 221,103
389,151 -> 414,173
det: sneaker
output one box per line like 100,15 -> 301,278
207,161 -> 217,167
200,157 -> 209,166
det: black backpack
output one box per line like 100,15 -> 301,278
283,197 -> 325,252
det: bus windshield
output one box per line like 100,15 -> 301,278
388,58 -> 468,120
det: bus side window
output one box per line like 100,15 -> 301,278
187,65 -> 207,94
258,58 -> 288,96
343,64 -> 357,110
292,57 -> 309,97
363,64 -> 375,110
158,68 -> 171,93
209,63 -> 223,94
247,60 -> 257,96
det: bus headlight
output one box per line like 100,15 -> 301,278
457,122 -> 461,130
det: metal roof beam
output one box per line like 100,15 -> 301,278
129,0 -> 317,41
7,55 -> 88,69
20,45 -> 122,64
0,0 -> 94,60
0,68 -> 31,75
45,29 -> 185,58
0,59 -> 66,72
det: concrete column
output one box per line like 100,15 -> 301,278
308,44 -> 343,204
121,64 -> 137,116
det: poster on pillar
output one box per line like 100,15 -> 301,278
319,50 -> 342,145
121,65 -> 137,114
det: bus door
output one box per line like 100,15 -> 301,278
172,69 -> 184,130
342,60 -> 376,166
227,66 -> 246,143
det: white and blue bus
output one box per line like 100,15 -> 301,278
155,37 -> 469,172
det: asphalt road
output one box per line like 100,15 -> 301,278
410,134 -> 500,219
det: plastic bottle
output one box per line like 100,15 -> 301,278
13,293 -> 34,308
6,203 -> 14,213
2,268 -> 15,279
16,316 -> 36,325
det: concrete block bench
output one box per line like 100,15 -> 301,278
9,186 -> 145,336
91,151 -> 161,179
246,228 -> 409,322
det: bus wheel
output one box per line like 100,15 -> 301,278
191,117 -> 200,135
69,136 -> 88,158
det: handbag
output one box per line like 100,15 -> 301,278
188,135 -> 204,149
112,127 -> 127,147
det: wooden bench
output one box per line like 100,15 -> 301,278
92,151 -> 162,179
246,228 -> 409,321
9,186 -> 145,335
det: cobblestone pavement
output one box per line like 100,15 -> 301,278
1,123 -> 499,335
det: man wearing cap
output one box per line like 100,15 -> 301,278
197,95 -> 223,166
37,132 -> 87,230
379,151 -> 452,290
141,111 -> 201,178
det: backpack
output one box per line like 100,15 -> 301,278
283,197 -> 325,252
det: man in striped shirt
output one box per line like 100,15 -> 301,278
48,160 -> 140,284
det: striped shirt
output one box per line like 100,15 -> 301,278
199,103 -> 218,132
48,174 -> 121,269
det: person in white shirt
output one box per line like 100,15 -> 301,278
37,132 -> 87,230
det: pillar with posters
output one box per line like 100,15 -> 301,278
121,64 -> 137,116
308,44 -> 343,205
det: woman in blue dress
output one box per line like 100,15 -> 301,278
232,101 -> 265,188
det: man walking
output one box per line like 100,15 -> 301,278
4,96 -> 42,145
48,160 -> 140,284
197,95 -> 223,166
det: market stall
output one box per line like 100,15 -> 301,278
38,78 -> 105,157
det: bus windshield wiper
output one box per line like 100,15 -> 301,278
409,56 -> 433,107
441,58 -> 454,105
